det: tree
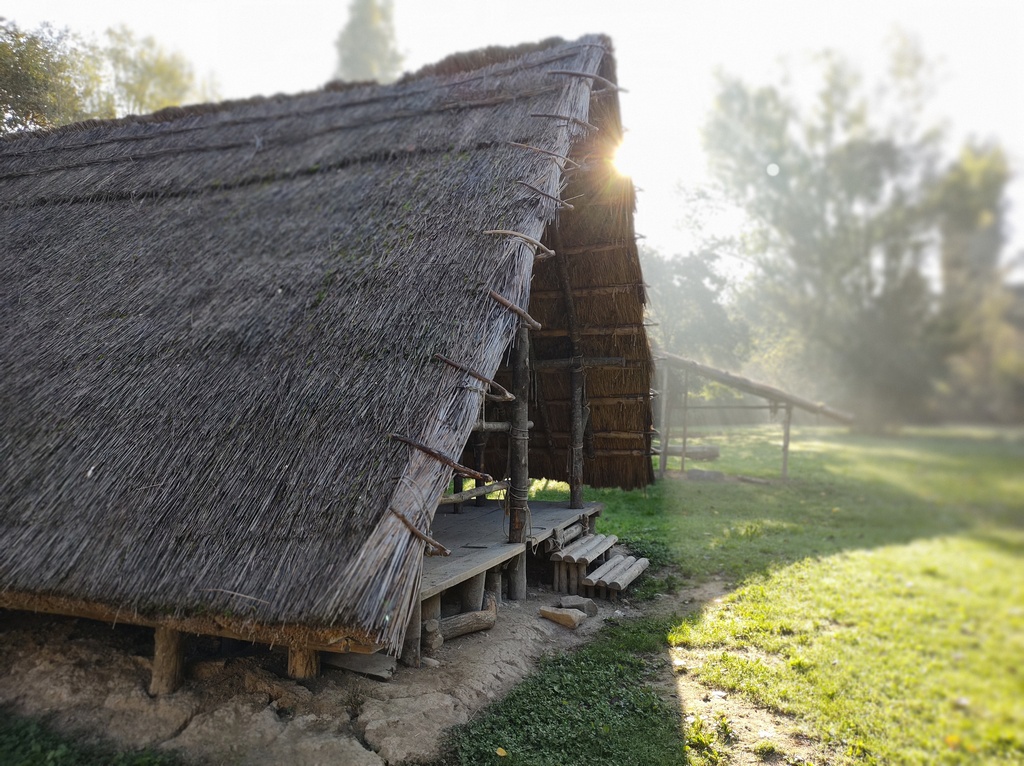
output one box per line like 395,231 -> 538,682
103,25 -> 199,116
1,19 -> 213,135
641,245 -> 748,368
0,19 -> 111,133
932,143 -> 1022,420
703,42 -> 957,426
334,0 -> 402,83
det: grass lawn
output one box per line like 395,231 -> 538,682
441,425 -> 1023,765
662,425 -> 1024,764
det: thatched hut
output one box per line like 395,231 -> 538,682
0,35 -> 652,687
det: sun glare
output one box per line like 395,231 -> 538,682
612,139 -> 636,178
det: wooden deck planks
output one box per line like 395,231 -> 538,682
421,500 -> 601,600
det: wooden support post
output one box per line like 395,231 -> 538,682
569,359 -> 585,508
657,365 -> 670,479
422,595 -> 443,651
423,593 -> 441,623
400,596 -> 422,668
781,403 -> 793,480
680,369 -> 689,473
149,626 -> 185,695
485,568 -> 503,605
567,563 -> 579,595
508,551 -> 527,601
452,475 -> 464,514
508,324 -> 530,544
287,647 -> 320,680
473,432 -> 488,506
459,572 -> 486,613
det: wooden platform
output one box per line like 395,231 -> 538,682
421,500 -> 601,599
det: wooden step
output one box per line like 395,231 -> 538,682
550,533 -> 617,565
582,554 -> 634,588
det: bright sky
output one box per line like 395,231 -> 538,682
7,0 -> 1024,267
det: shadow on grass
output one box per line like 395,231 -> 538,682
598,426 -> 1024,585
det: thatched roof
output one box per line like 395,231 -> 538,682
0,35 -> 652,651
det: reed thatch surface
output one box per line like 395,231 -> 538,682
0,35 -> 651,651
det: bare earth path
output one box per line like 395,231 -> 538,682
0,580 -> 833,765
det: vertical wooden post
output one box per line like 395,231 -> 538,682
680,369 -> 689,473
485,568 -> 503,605
508,324 -> 530,545
287,647 -> 320,679
508,552 -> 528,601
149,626 -> 185,695
781,403 -> 793,480
657,364 -> 671,479
473,432 -> 488,506
400,596 -> 422,668
459,572 -> 486,612
423,593 -> 441,623
452,475 -> 464,514
569,358 -> 584,508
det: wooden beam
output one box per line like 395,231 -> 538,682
532,357 -> 647,370
531,325 -> 645,338
662,352 -> 854,424
544,394 -> 653,405
529,284 -> 644,298
559,242 -> 633,256
0,591 -> 381,655
437,480 -> 509,505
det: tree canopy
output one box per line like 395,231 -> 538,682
0,20 -> 111,132
701,41 -> 1017,425
1,19 -> 212,135
334,0 -> 402,83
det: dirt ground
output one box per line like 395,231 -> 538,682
0,579 -> 832,765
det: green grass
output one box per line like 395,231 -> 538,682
0,712 -> 182,766
431,618 -> 686,766
652,426 -> 1024,764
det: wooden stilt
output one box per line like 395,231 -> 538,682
508,551 -> 527,601
287,647 -> 320,679
422,593 -> 441,623
485,568 -> 503,605
459,572 -> 486,613
149,626 -> 185,695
